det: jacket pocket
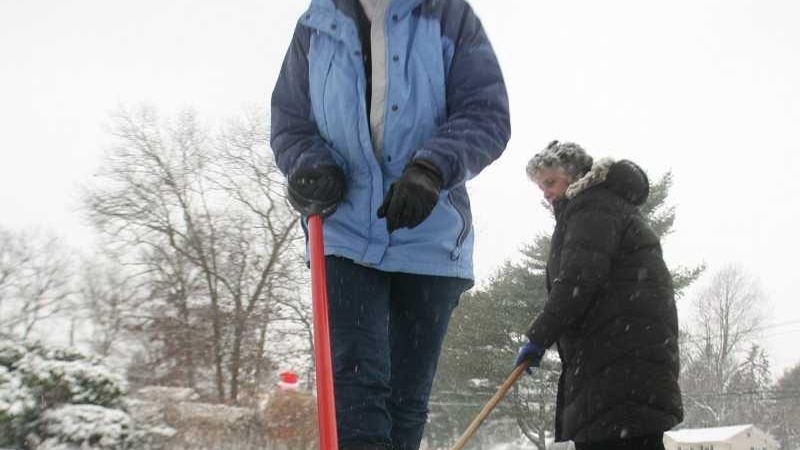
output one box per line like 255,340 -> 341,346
447,187 -> 472,260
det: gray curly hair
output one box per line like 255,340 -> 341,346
526,140 -> 594,182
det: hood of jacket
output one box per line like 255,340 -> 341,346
565,158 -> 650,206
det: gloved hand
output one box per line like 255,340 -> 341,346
377,160 -> 442,232
287,165 -> 346,217
515,340 -> 545,374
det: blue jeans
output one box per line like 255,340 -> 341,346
325,256 -> 471,450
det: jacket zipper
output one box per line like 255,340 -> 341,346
448,191 -> 469,260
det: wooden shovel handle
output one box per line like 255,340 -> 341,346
449,364 -> 528,450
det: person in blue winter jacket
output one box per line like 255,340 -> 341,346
270,1 -> 510,449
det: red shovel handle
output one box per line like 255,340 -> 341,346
309,215 -> 338,450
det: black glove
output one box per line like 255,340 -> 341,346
287,165 -> 345,217
377,160 -> 442,232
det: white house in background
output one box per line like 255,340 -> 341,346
664,424 -> 779,450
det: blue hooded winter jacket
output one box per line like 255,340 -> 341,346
270,0 -> 510,279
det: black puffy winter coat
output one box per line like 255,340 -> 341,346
526,159 -> 683,443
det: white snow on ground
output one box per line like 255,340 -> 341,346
665,424 -> 752,443
133,386 -> 199,403
488,444 -> 537,450
487,439 -> 575,450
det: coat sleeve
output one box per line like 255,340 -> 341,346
526,207 -> 622,349
412,3 -> 511,189
270,22 -> 337,178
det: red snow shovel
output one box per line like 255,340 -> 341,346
309,215 -> 338,450
449,363 -> 528,450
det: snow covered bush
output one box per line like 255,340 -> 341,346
0,339 -> 172,450
13,345 -> 125,409
36,404 -> 131,450
0,342 -> 28,368
0,366 -> 37,447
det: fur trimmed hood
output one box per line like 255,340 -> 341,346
565,158 -> 650,206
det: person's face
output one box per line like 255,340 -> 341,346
533,167 -> 572,205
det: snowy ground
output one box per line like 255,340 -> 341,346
482,442 -> 575,450
486,440 -> 575,450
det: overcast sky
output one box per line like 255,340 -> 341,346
1,0 -> 798,376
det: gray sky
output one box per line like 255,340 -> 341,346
1,0 -> 799,376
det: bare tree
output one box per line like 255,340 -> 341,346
681,264 -> 767,426
78,253 -> 150,368
0,227 -> 73,340
210,112 -> 304,402
83,106 -> 306,404
83,107 -> 213,391
0,227 -> 26,324
118,239 -> 208,390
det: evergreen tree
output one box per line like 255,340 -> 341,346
0,340 -> 172,450
726,345 -> 772,426
771,362 -> 800,450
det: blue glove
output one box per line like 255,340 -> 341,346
515,341 -> 545,374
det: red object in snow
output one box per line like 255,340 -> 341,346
278,370 -> 300,390
308,215 -> 338,450
279,370 -> 299,385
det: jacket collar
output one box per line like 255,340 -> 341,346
302,0 -> 425,40
327,0 -> 425,16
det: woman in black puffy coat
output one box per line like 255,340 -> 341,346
515,141 -> 683,450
